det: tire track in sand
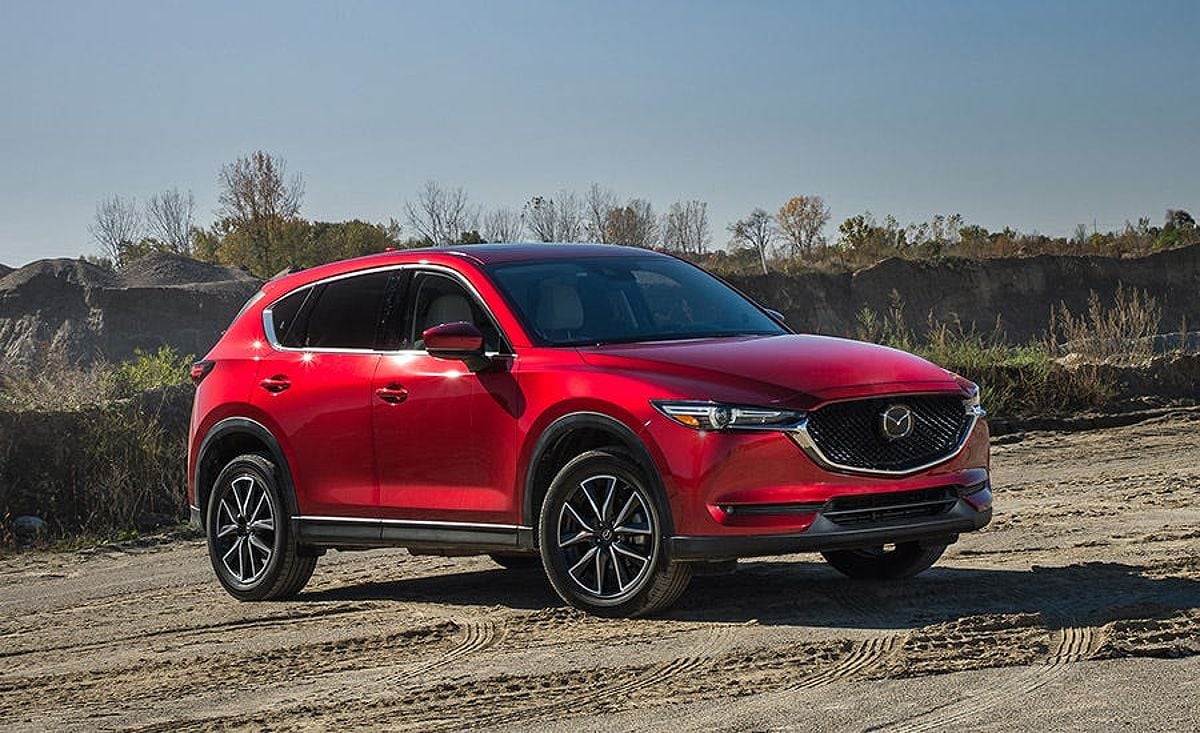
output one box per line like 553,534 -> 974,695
869,624 -> 1099,733
411,621 -> 745,731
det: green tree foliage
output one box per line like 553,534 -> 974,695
210,151 -> 306,276
198,218 -> 406,275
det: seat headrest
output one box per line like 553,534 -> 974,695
536,283 -> 583,332
424,293 -> 473,330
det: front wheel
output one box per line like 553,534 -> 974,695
206,454 -> 316,600
821,541 -> 947,580
538,450 -> 692,617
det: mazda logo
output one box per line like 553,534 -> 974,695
880,404 -> 914,440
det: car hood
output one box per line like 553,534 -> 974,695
577,334 -> 963,407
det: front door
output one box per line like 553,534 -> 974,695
373,270 -> 521,525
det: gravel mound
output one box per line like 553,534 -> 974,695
0,258 -> 120,291
117,251 -> 256,288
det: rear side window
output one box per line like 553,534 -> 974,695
267,287 -> 312,348
304,271 -> 394,350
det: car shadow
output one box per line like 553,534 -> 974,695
671,560 -> 1200,629
299,558 -> 1200,630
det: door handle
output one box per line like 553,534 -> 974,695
375,384 -> 408,404
260,375 -> 291,393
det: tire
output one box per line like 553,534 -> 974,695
538,449 -> 692,617
489,553 -> 542,571
206,453 -> 316,601
821,541 -> 947,580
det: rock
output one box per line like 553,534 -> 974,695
12,515 -> 47,542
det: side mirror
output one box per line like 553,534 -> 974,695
422,321 -> 489,371
765,308 -> 786,324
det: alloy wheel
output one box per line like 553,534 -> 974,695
214,474 -> 277,585
555,474 -> 656,599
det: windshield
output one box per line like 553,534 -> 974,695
487,256 -> 787,346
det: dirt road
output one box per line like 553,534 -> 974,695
3,412 -> 1199,732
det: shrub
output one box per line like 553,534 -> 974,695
0,348 -> 194,547
112,346 -> 194,397
0,387 -> 191,546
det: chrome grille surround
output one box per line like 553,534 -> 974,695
789,393 -> 982,476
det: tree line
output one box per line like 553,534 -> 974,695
88,150 -> 1200,278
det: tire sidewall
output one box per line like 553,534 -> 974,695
206,454 -> 289,600
538,450 -> 670,615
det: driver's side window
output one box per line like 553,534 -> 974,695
406,272 -> 504,352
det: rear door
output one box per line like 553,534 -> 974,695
253,269 -> 402,517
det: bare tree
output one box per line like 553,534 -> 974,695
583,183 -> 618,242
728,208 -> 776,274
604,198 -> 658,248
218,150 -> 304,226
90,195 -> 142,265
404,181 -> 477,245
145,188 -> 196,255
776,195 -> 830,257
661,200 -> 711,255
523,191 -> 584,242
482,207 -> 526,242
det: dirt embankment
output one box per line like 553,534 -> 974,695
0,253 -> 259,367
729,244 -> 1200,340
0,412 -> 1197,732
3,246 -> 1199,367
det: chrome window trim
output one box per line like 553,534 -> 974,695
260,263 -> 516,358
788,398 -> 984,477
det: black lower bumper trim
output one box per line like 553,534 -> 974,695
668,501 -> 992,561
296,518 -> 520,551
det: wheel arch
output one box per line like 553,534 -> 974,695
521,412 -> 673,542
194,417 -> 299,530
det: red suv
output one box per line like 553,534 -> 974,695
188,244 -> 991,617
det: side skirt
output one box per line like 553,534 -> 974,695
296,516 -> 529,552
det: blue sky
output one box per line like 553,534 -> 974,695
1,0 -> 1198,265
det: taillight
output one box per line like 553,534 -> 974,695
190,360 -> 215,385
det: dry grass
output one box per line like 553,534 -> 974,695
1051,285 -> 1162,364
855,292 -> 1116,419
0,349 -> 194,547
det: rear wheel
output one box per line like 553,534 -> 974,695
206,454 -> 316,600
821,541 -> 947,580
538,450 -> 692,617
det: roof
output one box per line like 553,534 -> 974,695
260,242 -> 670,296
430,242 -> 668,265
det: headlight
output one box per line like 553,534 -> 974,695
962,381 -> 985,416
652,401 -> 806,431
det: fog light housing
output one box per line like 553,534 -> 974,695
961,481 -> 993,511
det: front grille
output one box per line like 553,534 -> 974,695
804,394 -> 972,473
823,487 -> 958,527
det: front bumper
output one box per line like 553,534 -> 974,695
668,498 -> 992,561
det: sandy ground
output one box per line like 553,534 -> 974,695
2,412 -> 1199,732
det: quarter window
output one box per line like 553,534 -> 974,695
267,287 -> 312,348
